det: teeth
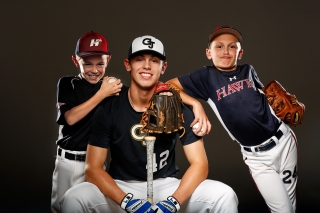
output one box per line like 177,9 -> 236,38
141,73 -> 151,77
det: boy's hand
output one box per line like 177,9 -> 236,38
149,196 -> 180,213
100,76 -> 123,97
120,193 -> 152,213
190,101 -> 211,135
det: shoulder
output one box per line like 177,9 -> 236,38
100,85 -> 129,108
238,64 -> 255,71
58,75 -> 79,82
57,75 -> 81,85
179,66 -> 211,81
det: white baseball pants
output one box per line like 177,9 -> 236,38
241,123 -> 298,213
51,147 -> 86,213
60,177 -> 239,213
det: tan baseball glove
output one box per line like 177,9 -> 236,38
140,83 -> 185,137
262,80 -> 305,126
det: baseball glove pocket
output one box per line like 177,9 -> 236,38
140,83 -> 185,137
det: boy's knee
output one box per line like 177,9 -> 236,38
223,184 -> 238,202
60,182 -> 94,212
205,180 -> 238,204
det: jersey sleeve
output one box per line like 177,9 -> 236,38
178,66 -> 211,101
179,105 -> 202,146
89,99 -> 113,148
250,65 -> 264,89
56,76 -> 78,125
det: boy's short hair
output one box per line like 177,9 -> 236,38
75,31 -> 111,57
128,35 -> 166,60
208,25 -> 242,46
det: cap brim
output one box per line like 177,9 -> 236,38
128,50 -> 166,60
208,28 -> 242,42
76,51 -> 111,57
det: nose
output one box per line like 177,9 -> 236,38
92,65 -> 98,73
143,60 -> 151,70
223,47 -> 229,54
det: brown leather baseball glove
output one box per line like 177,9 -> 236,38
262,80 -> 305,126
140,83 -> 185,137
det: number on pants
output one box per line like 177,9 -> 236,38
282,165 -> 297,184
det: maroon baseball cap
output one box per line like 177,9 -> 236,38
208,25 -> 242,44
75,31 -> 111,57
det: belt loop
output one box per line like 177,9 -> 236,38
61,148 -> 66,159
271,135 -> 279,145
250,147 -> 258,156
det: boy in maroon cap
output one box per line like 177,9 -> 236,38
168,25 -> 298,212
51,31 -> 122,213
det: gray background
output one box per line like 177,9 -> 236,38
1,1 -> 319,212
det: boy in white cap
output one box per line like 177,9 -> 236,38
59,35 -> 239,213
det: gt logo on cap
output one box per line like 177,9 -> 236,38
142,38 -> 155,49
90,39 -> 102,47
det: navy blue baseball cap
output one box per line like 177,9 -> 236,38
208,25 -> 242,43
75,31 -> 111,57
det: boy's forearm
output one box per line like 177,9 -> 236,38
179,90 -> 202,108
172,140 -> 208,205
167,78 -> 201,108
64,91 -> 105,125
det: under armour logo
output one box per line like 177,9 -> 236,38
142,38 -> 155,49
229,76 -> 236,81
90,39 -> 102,47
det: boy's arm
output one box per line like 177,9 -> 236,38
64,77 -> 122,125
171,139 -> 208,205
167,78 -> 211,135
85,144 -> 126,204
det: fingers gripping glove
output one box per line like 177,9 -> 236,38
149,196 -> 181,213
140,83 -> 185,137
120,193 -> 152,213
262,80 -> 305,126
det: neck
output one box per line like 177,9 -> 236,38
128,87 -> 154,112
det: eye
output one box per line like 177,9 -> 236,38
215,45 -> 222,49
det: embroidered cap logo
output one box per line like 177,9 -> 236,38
142,38 -> 155,49
90,39 -> 102,47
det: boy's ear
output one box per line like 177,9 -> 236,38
205,48 -> 212,60
124,59 -> 131,72
161,61 -> 168,75
72,55 -> 80,67
238,49 -> 244,60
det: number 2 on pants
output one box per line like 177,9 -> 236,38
146,150 -> 169,172
282,165 -> 297,184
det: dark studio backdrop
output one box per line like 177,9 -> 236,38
1,1 -> 319,212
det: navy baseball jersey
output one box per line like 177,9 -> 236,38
89,86 -> 201,181
178,64 -> 281,146
56,75 -> 102,151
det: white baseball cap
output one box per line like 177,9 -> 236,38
128,35 -> 166,60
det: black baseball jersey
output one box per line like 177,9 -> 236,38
89,86 -> 201,181
56,75 -> 102,151
178,64 -> 281,147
